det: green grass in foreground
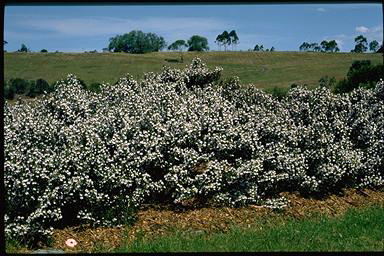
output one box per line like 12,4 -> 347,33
4,51 -> 382,89
117,205 -> 384,252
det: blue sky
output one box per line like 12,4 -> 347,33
4,3 -> 383,52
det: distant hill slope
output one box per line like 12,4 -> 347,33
4,51 -> 383,89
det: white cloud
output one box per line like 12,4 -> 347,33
355,25 -> 383,42
356,26 -> 369,33
370,25 -> 383,34
316,8 -> 326,12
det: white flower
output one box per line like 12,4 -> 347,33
65,238 -> 77,247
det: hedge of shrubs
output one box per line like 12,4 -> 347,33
4,58 -> 384,247
334,60 -> 384,93
4,78 -> 102,100
4,78 -> 54,100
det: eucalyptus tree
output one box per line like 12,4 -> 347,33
369,40 -> 379,52
215,34 -> 224,51
351,35 -> 368,53
108,30 -> 166,53
228,30 -> 239,51
320,40 -> 339,52
221,31 -> 230,51
168,40 -> 188,52
187,35 -> 209,51
299,42 -> 310,51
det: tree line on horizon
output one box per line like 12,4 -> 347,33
4,32 -> 382,53
107,31 -> 210,53
299,35 -> 381,53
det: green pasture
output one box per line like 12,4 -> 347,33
117,204 -> 384,252
4,51 -> 382,89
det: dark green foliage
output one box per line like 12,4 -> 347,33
299,42 -> 310,51
254,45 -> 275,52
215,33 -> 225,51
5,78 -> 53,99
369,40 -> 379,52
50,81 -> 58,92
228,30 -> 239,50
334,79 -> 351,94
164,58 -> 181,63
168,40 -> 188,51
216,31 -> 230,51
36,79 -> 51,93
10,78 -> 29,94
4,82 -> 16,100
27,79 -> 51,97
334,60 -> 384,93
88,82 -> 102,93
351,35 -> 368,53
320,40 -> 340,52
26,80 -> 38,97
254,44 -> 265,51
79,79 -> 87,89
215,30 -> 238,51
299,42 -> 321,52
40,49 -> 48,53
264,86 -> 289,100
108,30 -> 166,54
187,35 -> 209,52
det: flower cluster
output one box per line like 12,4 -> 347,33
4,58 -> 384,245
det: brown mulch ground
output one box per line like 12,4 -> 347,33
47,188 -> 384,253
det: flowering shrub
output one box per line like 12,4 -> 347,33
4,58 -> 384,246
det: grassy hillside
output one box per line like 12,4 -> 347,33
4,51 -> 383,89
